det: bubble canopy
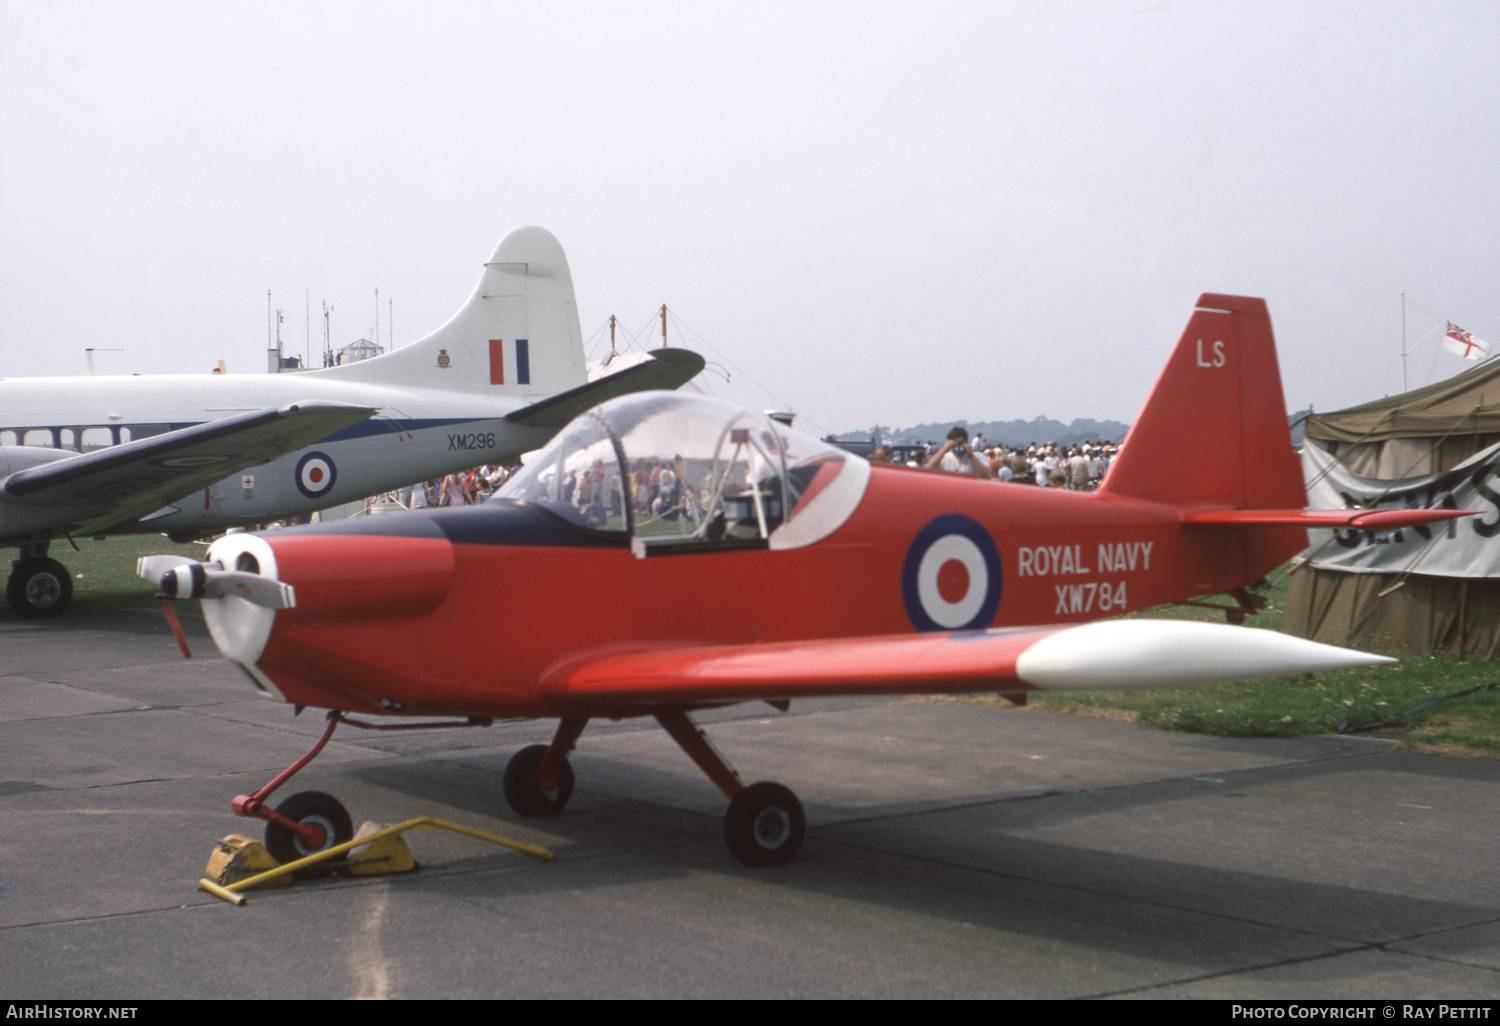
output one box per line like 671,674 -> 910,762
497,392 -> 868,549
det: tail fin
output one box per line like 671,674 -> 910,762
313,226 -> 586,397
1099,294 -> 1303,511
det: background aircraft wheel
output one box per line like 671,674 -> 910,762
7,557 -> 72,619
503,744 -> 574,817
724,782 -> 805,867
263,790 -> 353,868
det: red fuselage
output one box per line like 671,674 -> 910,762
247,466 -> 1302,719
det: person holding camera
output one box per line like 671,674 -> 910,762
925,426 -> 993,479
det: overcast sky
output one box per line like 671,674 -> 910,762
2,1 -> 1495,436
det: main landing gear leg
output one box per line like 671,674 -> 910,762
654,707 -> 805,868
504,717 -> 587,817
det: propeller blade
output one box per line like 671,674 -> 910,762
137,553 -> 197,586
202,570 -> 296,610
161,600 -> 193,659
142,559 -> 290,609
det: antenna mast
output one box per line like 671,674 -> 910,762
267,290 -> 278,373
660,304 -> 668,348
323,301 -> 334,367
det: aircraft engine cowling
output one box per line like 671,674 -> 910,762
198,529 -> 455,705
255,532 -> 456,623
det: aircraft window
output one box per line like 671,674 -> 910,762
502,392 -> 865,552
23,429 -> 52,447
80,428 -> 112,451
497,410 -> 628,533
1,430 -> 16,446
595,393 -> 788,548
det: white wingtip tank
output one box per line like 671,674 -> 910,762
1016,619 -> 1397,692
314,226 -> 586,397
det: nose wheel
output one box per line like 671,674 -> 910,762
262,790 -> 354,867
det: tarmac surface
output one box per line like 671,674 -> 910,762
4,609 -> 1500,999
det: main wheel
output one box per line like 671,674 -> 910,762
503,744 -> 574,817
724,782 -> 805,867
263,790 -> 353,867
7,557 -> 72,619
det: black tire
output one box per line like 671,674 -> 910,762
724,782 -> 805,867
7,557 -> 72,619
503,744 -> 574,817
263,790 -> 353,867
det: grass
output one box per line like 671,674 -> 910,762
1029,562 -> 1500,756
32,533 -> 210,615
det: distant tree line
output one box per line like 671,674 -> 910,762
837,409 -> 1311,450
842,416 -> 1131,449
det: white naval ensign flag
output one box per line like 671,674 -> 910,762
1442,321 -> 1490,360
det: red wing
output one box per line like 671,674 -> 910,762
544,629 -> 1055,705
540,621 -> 1396,707
1184,508 -> 1476,530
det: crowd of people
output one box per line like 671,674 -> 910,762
363,429 -> 1119,519
401,464 -> 518,508
870,426 -> 1119,490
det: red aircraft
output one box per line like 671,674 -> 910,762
140,294 -> 1462,868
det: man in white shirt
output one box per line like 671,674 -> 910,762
925,426 -> 994,479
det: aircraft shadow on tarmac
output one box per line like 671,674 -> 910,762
326,748 -> 1500,984
0,606 -> 211,638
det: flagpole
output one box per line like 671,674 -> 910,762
1401,292 -> 1407,393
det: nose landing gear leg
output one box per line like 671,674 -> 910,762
231,711 -> 353,865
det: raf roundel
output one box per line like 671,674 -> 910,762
294,451 -> 337,500
901,513 -> 1003,632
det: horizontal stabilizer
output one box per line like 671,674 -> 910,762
542,620 -> 1393,705
2,401 -> 376,534
505,349 -> 705,428
1183,508 -> 1477,530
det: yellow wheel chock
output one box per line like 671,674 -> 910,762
198,816 -> 553,906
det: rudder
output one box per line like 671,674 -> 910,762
1099,293 -> 1303,512
312,226 -> 586,397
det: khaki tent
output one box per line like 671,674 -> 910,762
1286,359 -> 1500,657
